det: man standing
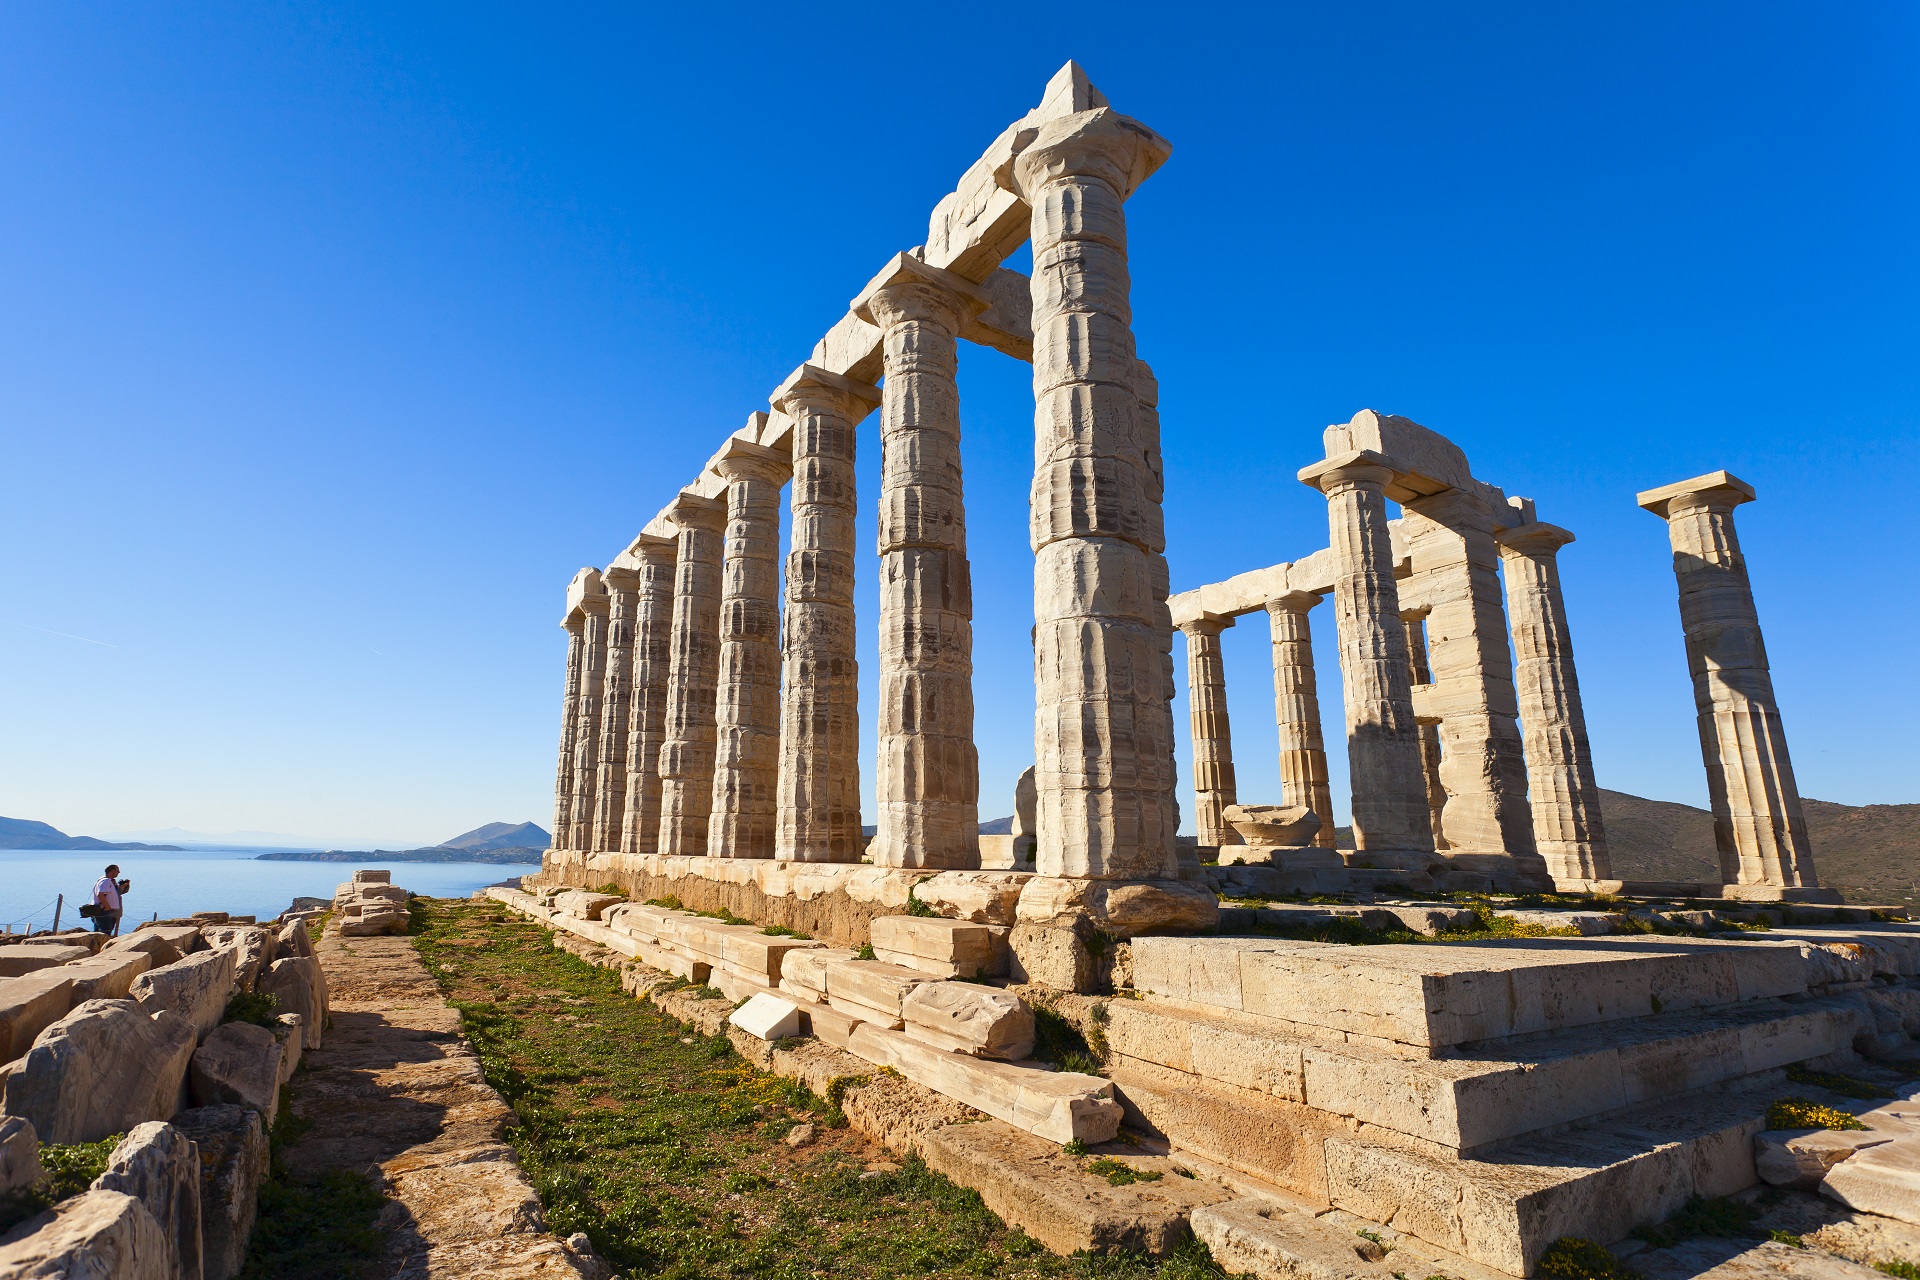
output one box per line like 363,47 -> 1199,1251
91,864 -> 123,937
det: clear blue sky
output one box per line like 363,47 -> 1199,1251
2,3 -> 1914,847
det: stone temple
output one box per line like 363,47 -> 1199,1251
513,62 -> 1920,1280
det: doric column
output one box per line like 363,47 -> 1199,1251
853,254 -> 989,869
1498,522 -> 1611,882
1297,451 -> 1433,855
708,440 -> 791,859
656,493 -> 728,857
552,608 -> 586,852
1638,472 -> 1818,891
1266,592 -> 1336,849
1178,617 -> 1237,848
589,566 -> 640,853
619,535 -> 677,855
772,365 -> 881,863
565,578 -> 611,849
1401,611 -> 1450,852
997,107 -> 1177,880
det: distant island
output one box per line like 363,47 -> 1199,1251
0,816 -> 183,852
253,820 -> 549,865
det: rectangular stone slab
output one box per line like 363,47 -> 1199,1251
778,948 -> 860,1002
0,946 -> 89,977
0,973 -> 74,1062
824,960 -> 929,1028
62,950 -> 155,1004
869,917 -> 994,978
848,1023 -> 1122,1145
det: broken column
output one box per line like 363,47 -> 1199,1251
708,438 -> 791,859
1178,616 -> 1238,849
1265,592 -> 1337,849
1297,452 -> 1434,860
655,492 -> 728,857
854,254 -> 987,869
773,365 -> 881,862
998,107 -> 1178,881
620,535 -> 677,855
1638,471 -> 1823,898
565,572 -> 610,851
589,565 -> 638,853
1497,522 -> 1612,884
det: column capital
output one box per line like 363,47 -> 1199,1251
600,565 -> 641,593
624,532 -> 677,566
771,363 -> 882,421
562,566 -> 605,625
1177,613 -> 1235,639
1298,449 -> 1396,496
851,252 -> 989,333
994,107 -> 1172,202
1497,522 -> 1576,557
711,437 -> 792,487
1265,590 -> 1324,616
1636,470 -> 1754,520
664,491 -> 727,533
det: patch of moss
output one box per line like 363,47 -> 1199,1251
1537,1237 -> 1642,1280
905,880 -> 940,918
646,894 -> 686,911
759,924 -> 811,939
223,990 -> 280,1028
1085,1158 -> 1163,1187
1768,1231 -> 1806,1248
1875,1260 -> 1920,1280
1769,1097 -> 1868,1131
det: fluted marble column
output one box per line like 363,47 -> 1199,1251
1298,451 -> 1433,855
1179,617 -> 1237,848
773,365 -> 881,862
708,440 -> 790,859
854,255 -> 988,869
656,493 -> 728,857
1638,472 -> 1818,892
553,610 -> 586,852
1401,612 -> 1450,852
1498,522 -> 1611,882
1266,592 -> 1336,848
566,580 -> 611,849
620,536 -> 677,855
998,107 -> 1177,880
589,566 -> 639,853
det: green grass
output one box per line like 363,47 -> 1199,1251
1085,1159 -> 1162,1187
240,1168 -> 386,1280
410,898 -> 1247,1279
1785,1066 -> 1895,1100
1630,1195 -> 1758,1249
1537,1238 -> 1642,1280
0,1135 -> 122,1234
1875,1260 -> 1920,1279
223,989 -> 280,1027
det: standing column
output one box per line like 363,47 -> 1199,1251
552,605 -> 587,852
854,255 -> 988,869
1266,592 -> 1337,848
1401,612 -> 1450,852
656,493 -> 728,857
589,566 -> 639,853
1498,523 -> 1611,883
773,365 -> 881,862
1297,452 -> 1433,856
566,576 -> 611,848
998,107 -> 1177,880
620,535 -> 677,855
708,440 -> 791,859
1179,617 -> 1238,848
1638,472 -> 1819,893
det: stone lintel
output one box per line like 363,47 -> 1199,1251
1636,470 -> 1756,519
850,252 -> 991,326
771,363 -> 882,418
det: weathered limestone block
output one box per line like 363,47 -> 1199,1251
1192,1198 -> 1404,1280
339,882 -> 407,906
901,982 -> 1035,1059
1821,1135 -> 1920,1224
353,869 -> 390,884
824,959 -> 929,1030
337,907 -> 408,937
869,916 -> 994,978
130,948 -> 236,1040
0,1117 -> 40,1194
1757,1128 -> 1891,1190
552,891 -> 623,921
109,926 -> 202,969
850,1022 -> 1121,1144
259,957 -> 323,1049
189,1022 -> 283,1124
0,946 -> 88,977
620,534 -> 678,856
0,974 -> 75,1063
729,992 -> 804,1042
3,1000 -> 197,1144
656,492 -> 728,857
910,872 -> 1027,925
61,949 -> 154,1003
777,947 -> 859,1003
0,1189 -> 171,1280
1008,925 -> 1094,992
91,1121 -> 204,1280
200,926 -> 276,993
274,917 -> 313,963
273,1014 -> 304,1085
1014,876 -> 1218,936
169,1105 -> 268,1280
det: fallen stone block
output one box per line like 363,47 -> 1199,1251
131,948 -> 236,1041
730,993 -> 804,1042
778,947 -> 859,1002
189,1022 -> 283,1125
259,957 -> 323,1049
912,872 -> 1028,925
0,973 -> 74,1063
0,945 -> 89,977
1378,905 -> 1479,936
2,1000 -> 197,1144
0,1189 -> 171,1280
353,869 -> 390,884
871,916 -> 995,979
337,906 -> 409,937
91,1121 -> 203,1280
273,1014 -> 305,1085
61,948 -> 154,1003
850,1023 -> 1122,1144
274,918 -> 314,964
825,960 -> 930,1030
1008,924 -> 1094,991
1821,1134 -> 1920,1224
1757,1128 -> 1892,1190
553,890 -> 624,920
901,982 -> 1035,1059
109,925 -> 203,968
169,1105 -> 267,1280
200,926 -> 277,993
0,1116 -> 39,1194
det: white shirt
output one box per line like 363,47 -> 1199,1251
93,877 -> 121,912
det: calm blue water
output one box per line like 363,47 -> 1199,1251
0,848 -> 539,931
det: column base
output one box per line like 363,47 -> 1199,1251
1718,883 -> 1843,904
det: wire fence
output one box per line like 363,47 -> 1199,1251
1,895 -> 63,935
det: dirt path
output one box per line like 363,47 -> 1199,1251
280,921 -> 608,1278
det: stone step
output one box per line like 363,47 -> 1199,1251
848,1022 -> 1121,1145
1192,1196 -> 1511,1280
1130,934 -> 1811,1053
1105,991 -> 1866,1152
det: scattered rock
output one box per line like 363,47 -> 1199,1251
1758,1128 -> 1892,1190
902,982 -> 1035,1060
131,948 -> 237,1041
91,1121 -> 204,1280
189,1022 -> 284,1124
0,1189 -> 171,1280
258,957 -> 323,1049
785,1122 -> 816,1148
2,999 -> 197,1144
1821,1134 -> 1920,1224
729,992 -> 803,1042
169,1105 -> 268,1280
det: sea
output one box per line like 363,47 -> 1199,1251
0,847 -> 540,932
